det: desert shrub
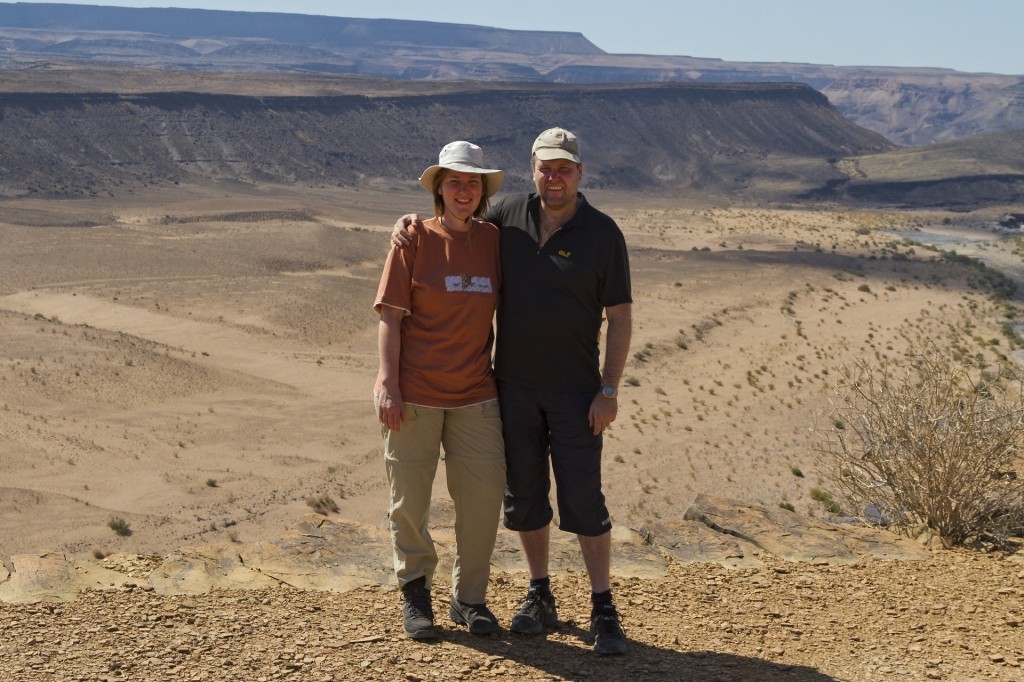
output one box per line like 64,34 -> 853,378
1001,322 -> 1024,350
108,517 -> 132,536
815,342 -> 1024,549
809,487 -> 843,515
306,494 -> 339,515
936,249 -> 1016,300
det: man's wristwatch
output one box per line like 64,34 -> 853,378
600,384 -> 618,399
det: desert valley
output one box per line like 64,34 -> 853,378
3,182 -> 1023,558
3,180 -> 1023,681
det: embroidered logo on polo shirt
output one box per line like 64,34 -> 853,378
558,249 -> 572,258
445,275 -> 493,293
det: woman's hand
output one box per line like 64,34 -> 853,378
377,381 -> 404,431
376,306 -> 405,431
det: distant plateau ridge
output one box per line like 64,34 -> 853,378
0,2 -> 1023,147
0,4 -> 1022,205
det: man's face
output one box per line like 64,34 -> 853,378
532,156 -> 582,212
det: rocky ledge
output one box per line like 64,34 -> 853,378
1,494 -> 931,604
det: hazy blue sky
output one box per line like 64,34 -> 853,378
14,0 -> 1024,75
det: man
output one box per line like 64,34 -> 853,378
394,127 -> 632,654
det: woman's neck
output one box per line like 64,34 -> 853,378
440,212 -> 472,232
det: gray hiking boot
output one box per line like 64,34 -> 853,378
448,597 -> 499,635
509,587 -> 557,634
401,577 -> 437,639
590,602 -> 627,655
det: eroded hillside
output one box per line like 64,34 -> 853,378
0,83 -> 892,200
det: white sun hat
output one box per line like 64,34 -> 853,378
419,140 -> 504,197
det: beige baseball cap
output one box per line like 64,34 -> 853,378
531,127 -> 581,163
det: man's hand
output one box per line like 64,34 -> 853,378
391,214 -> 422,247
589,303 -> 631,435
588,392 -> 617,435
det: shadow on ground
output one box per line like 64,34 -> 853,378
440,625 -> 838,682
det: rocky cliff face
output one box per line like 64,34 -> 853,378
1,5 -> 1022,146
0,83 -> 893,199
823,76 -> 1024,146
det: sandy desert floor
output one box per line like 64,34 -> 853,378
2,181 -> 1024,680
2,181 -> 1023,559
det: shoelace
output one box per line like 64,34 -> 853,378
405,589 -> 432,617
522,590 -> 548,611
592,608 -> 620,634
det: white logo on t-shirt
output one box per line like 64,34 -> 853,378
445,275 -> 493,293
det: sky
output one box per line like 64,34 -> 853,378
11,0 -> 1024,75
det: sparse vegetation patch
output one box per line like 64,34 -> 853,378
817,341 -> 1024,549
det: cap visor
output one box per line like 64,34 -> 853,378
533,149 -> 580,163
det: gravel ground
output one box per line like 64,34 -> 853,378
2,550 -> 1022,681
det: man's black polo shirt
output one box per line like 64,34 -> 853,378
484,192 -> 632,392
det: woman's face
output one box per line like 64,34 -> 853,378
438,170 -> 484,223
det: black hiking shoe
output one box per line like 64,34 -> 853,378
401,577 -> 437,640
590,603 -> 627,655
448,597 -> 499,635
509,587 -> 557,634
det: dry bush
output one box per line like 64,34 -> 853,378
107,517 -> 132,537
306,494 -> 339,515
815,343 -> 1024,549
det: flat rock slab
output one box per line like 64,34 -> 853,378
683,493 -> 930,564
0,552 -> 136,604
151,515 -> 395,595
639,519 -> 764,569
1,495 -> 932,603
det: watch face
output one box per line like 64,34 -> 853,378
601,385 -> 617,398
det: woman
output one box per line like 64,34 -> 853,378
374,141 -> 505,639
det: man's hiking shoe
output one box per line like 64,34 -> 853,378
401,577 -> 437,639
590,603 -> 627,655
509,587 -> 557,634
448,597 -> 499,635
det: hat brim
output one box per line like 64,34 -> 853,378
533,148 -> 581,164
419,164 -> 505,197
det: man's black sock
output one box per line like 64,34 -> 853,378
591,589 -> 613,607
530,576 -> 551,593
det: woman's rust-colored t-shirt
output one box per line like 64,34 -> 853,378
374,217 -> 501,408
